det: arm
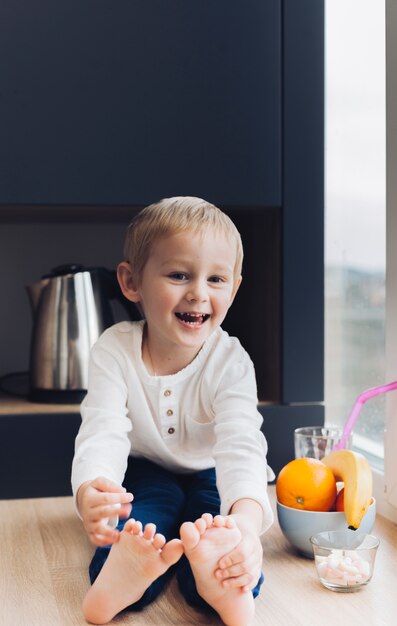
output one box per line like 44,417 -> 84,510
210,344 -> 273,589
211,350 -> 274,533
229,497 -> 263,534
71,334 -> 134,543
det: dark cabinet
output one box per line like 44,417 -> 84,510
0,1 -> 324,496
0,1 -> 281,206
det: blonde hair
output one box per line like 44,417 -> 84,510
123,196 -> 243,285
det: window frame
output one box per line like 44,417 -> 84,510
382,0 -> 397,523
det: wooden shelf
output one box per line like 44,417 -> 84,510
0,393 -> 80,415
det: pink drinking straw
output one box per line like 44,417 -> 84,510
334,380 -> 397,450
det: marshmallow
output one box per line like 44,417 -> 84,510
315,550 -> 371,586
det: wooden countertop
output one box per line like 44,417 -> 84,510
0,394 -> 273,415
1,486 -> 396,625
0,392 -> 80,415
263,487 -> 396,626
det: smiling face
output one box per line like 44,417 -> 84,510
118,229 -> 241,372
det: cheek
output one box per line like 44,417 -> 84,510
152,285 -> 179,310
214,291 -> 235,312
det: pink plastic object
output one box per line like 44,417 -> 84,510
334,380 -> 397,450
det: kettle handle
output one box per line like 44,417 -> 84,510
100,268 -> 142,322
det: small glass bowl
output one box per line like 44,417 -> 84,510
310,530 -> 379,592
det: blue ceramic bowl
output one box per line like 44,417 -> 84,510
276,498 -> 376,558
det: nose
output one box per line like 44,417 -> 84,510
185,278 -> 208,302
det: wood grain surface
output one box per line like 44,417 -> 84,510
1,487 -> 396,625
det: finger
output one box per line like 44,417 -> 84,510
87,502 -> 124,522
88,530 -> 119,547
218,546 -> 244,569
91,534 -> 118,547
222,573 -> 254,589
215,561 -> 251,579
93,491 -> 134,507
119,503 -> 133,519
239,576 -> 260,593
91,477 -> 128,493
89,533 -> 110,547
89,519 -> 120,540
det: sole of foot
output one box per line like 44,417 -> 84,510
83,519 -> 183,624
180,514 -> 255,626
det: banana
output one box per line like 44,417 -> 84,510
322,450 -> 373,530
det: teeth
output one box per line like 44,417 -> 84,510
175,312 -> 209,324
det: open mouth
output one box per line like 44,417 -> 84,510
175,312 -> 210,326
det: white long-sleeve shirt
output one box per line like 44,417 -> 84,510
71,321 -> 274,533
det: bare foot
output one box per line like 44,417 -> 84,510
180,514 -> 255,626
83,520 -> 183,624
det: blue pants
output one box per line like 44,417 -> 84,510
89,457 -> 264,614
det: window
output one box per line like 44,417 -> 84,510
325,1 -> 386,461
325,0 -> 397,522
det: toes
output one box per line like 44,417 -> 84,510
180,521 -> 201,551
201,513 -> 213,528
143,523 -> 156,541
131,520 -> 143,535
152,533 -> 166,550
123,518 -> 135,532
194,518 -> 207,535
161,538 -> 184,566
225,516 -> 236,529
213,515 -> 226,528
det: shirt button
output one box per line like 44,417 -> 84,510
166,409 -> 173,416
164,389 -> 172,397
168,427 -> 175,434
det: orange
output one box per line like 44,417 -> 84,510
276,457 -> 337,512
335,487 -> 345,512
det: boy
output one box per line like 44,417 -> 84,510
71,197 -> 274,625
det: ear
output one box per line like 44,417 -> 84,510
230,275 -> 242,304
117,261 -> 142,303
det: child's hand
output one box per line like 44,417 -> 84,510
77,476 -> 133,546
214,516 -> 263,592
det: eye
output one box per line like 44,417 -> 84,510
168,272 -> 188,281
208,276 -> 225,283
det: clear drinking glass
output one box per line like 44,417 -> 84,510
294,426 -> 351,460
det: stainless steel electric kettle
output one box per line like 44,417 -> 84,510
26,264 -> 139,403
